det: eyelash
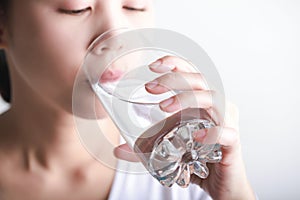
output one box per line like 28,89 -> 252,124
123,6 -> 146,12
59,7 -> 91,15
59,5 -> 145,16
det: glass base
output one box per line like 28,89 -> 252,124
148,119 -> 222,187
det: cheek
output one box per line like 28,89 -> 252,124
133,12 -> 155,27
8,8 -> 91,103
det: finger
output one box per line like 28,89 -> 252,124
206,106 -> 223,127
224,101 -> 239,131
149,55 -> 197,73
159,90 -> 226,127
113,143 -> 141,162
159,90 -> 214,113
145,72 -> 208,94
194,126 -> 238,148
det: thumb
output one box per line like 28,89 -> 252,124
113,143 -> 141,162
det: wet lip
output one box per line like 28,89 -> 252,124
99,69 -> 124,83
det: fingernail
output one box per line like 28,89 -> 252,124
160,97 -> 174,108
157,64 -> 175,72
149,60 -> 162,68
145,80 -> 158,89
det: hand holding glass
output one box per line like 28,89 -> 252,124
82,28 -> 223,187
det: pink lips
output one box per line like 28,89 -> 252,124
99,69 -> 124,83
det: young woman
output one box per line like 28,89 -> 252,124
0,0 -> 256,199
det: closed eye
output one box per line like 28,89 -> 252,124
123,6 -> 146,12
59,7 -> 91,15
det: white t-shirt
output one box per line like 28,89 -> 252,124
108,161 -> 212,200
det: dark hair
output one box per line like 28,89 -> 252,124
0,0 -> 11,103
0,50 -> 10,102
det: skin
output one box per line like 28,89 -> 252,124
0,0 -> 255,199
115,56 -> 256,200
0,0 -> 153,199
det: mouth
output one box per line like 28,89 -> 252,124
99,69 -> 124,83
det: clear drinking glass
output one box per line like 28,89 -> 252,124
82,28 -> 223,187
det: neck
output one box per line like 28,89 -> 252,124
10,78 -> 78,149
3,67 -> 119,171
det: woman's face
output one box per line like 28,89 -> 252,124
3,0 -> 154,114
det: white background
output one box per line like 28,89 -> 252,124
153,0 -> 300,199
1,0 -> 299,199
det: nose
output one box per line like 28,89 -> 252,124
91,3 -> 130,54
92,28 -> 128,56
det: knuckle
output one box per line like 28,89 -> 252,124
224,102 -> 240,130
221,126 -> 240,146
228,127 -> 240,142
190,73 -> 205,89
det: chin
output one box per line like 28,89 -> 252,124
69,81 -> 107,120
